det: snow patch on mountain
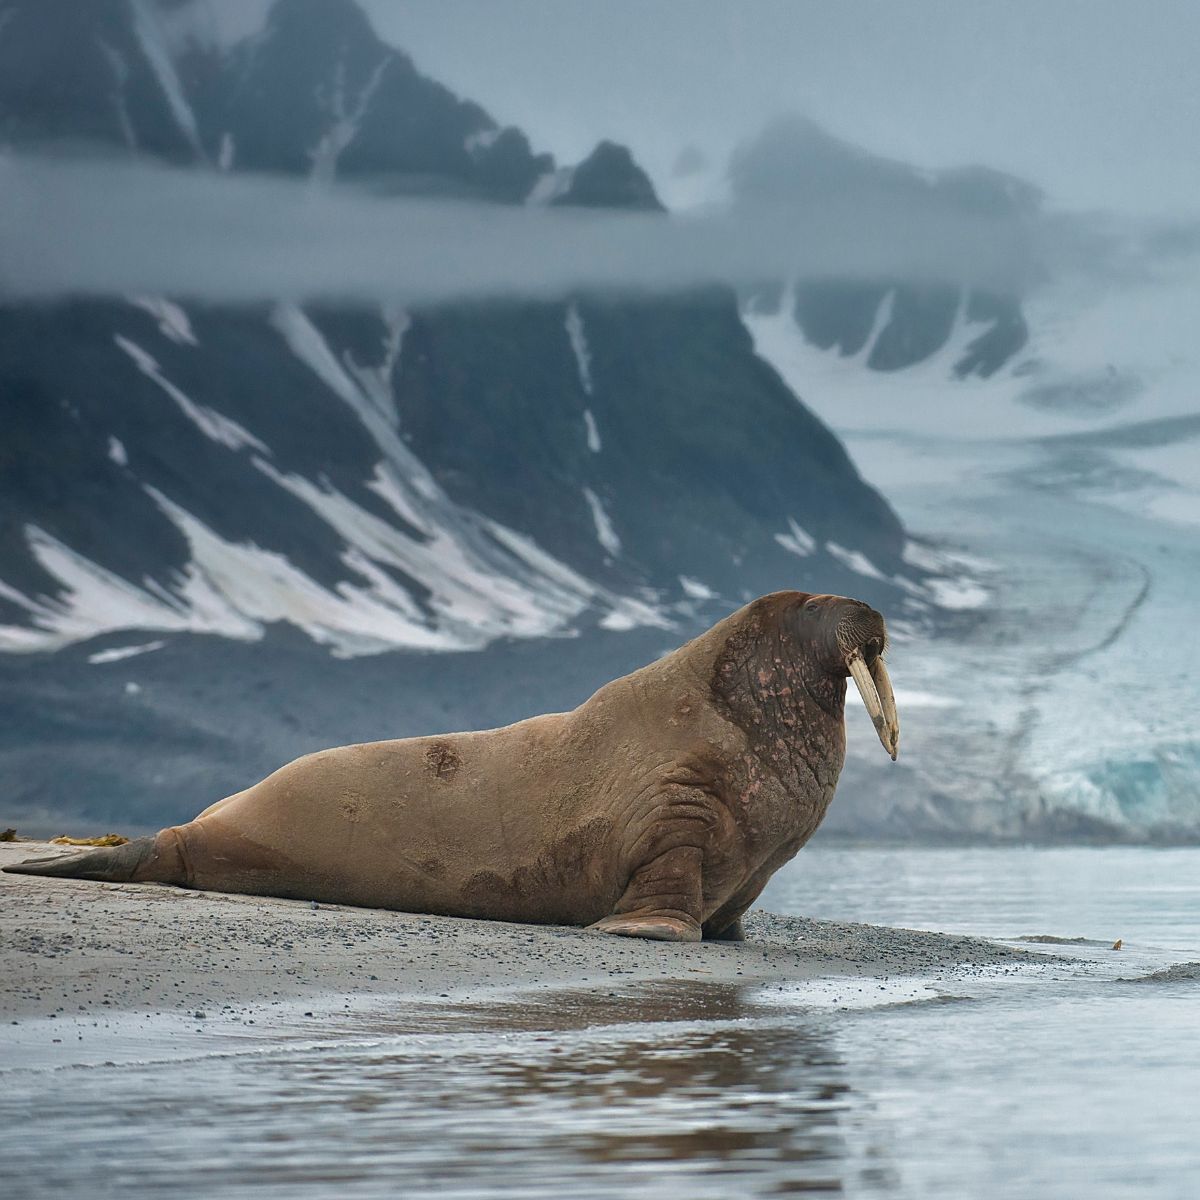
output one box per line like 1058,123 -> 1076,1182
98,42 -> 139,151
526,166 -> 575,205
129,295 -> 197,345
582,409 -> 601,452
271,303 -> 362,409
0,524 -> 237,652
774,518 -> 816,557
271,303 -> 411,463
599,595 -> 670,632
826,541 -> 886,580
308,51 -> 390,182
564,302 -> 594,395
255,456 -> 603,637
679,575 -> 717,600
362,462 -> 433,537
582,487 -> 621,556
88,639 -> 166,665
130,0 -> 203,156
343,305 -> 410,430
271,302 -> 433,505
151,487 -> 459,654
114,335 -> 266,452
0,474 -> 633,658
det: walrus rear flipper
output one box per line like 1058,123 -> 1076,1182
3,833 -> 182,884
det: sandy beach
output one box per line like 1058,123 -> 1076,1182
1,839 -> 1030,1065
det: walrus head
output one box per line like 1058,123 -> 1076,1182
709,591 -> 901,764
799,594 -> 900,760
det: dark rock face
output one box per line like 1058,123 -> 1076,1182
553,141 -> 666,213
0,0 -> 918,827
0,0 -> 200,160
787,280 -> 1027,377
394,288 -> 901,595
954,290 -> 1030,378
208,0 -> 552,197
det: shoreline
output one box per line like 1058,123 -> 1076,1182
3,840 -> 1035,1070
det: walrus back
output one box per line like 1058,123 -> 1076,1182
182,719 -> 617,915
4,703 -> 635,919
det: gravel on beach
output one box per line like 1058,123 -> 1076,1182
1,839 -> 1028,1030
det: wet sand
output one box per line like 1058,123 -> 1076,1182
1,839 -> 1028,1031
1,836 -> 1040,1078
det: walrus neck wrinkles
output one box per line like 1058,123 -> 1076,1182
706,609 -> 845,794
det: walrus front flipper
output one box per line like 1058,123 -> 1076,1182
590,913 -> 702,941
3,833 -> 183,884
588,845 -> 704,943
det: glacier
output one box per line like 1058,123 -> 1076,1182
746,255 -> 1200,840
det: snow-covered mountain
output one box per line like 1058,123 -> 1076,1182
4,0 -> 1195,845
0,0 -> 950,664
0,0 -> 960,830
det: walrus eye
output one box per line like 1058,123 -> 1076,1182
846,649 -> 900,761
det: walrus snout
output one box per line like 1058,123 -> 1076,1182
796,595 -> 900,759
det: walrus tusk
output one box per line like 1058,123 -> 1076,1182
848,651 -> 899,761
871,655 -> 900,760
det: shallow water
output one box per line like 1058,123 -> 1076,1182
4,846 -> 1198,1199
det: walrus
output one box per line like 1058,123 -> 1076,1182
5,591 -> 899,942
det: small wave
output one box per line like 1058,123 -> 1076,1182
1118,961 -> 1200,985
1011,935 -> 1098,945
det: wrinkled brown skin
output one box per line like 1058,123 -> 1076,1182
6,592 -> 868,943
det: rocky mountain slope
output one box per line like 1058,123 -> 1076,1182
0,0 -> 928,664
0,0 -> 959,829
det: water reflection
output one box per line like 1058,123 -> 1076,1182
3,981 -> 885,1199
305,982 -> 866,1197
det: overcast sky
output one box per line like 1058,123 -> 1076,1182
340,0 -> 1199,218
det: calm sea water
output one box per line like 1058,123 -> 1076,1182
4,846 -> 1198,1199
